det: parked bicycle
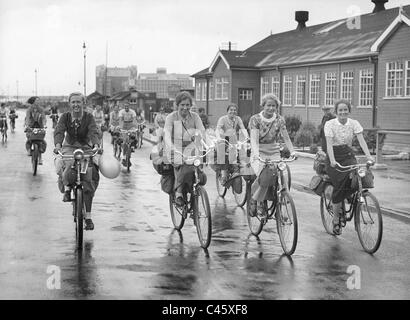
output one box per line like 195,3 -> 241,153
214,138 -> 251,207
0,117 -> 7,143
56,148 -> 100,250
120,128 -> 138,172
27,127 -> 46,176
246,155 -> 298,256
320,161 -> 382,254
169,148 -> 213,249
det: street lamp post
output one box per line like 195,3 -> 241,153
35,69 -> 38,96
83,42 -> 86,98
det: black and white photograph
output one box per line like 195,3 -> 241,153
0,0 -> 410,306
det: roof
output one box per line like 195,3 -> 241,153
191,67 -> 211,78
192,4 -> 410,76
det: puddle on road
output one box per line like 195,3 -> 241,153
111,225 -> 139,232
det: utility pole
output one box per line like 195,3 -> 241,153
83,42 -> 87,97
35,69 -> 38,96
16,80 -> 19,103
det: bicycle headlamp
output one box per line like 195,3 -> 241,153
358,168 -> 366,177
278,162 -> 286,171
193,159 -> 201,167
73,149 -> 84,160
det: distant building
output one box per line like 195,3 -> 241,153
135,68 -> 194,99
96,65 -> 138,96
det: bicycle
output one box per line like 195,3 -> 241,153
120,128 -> 138,172
135,123 -> 145,149
0,117 -> 7,143
9,114 -> 17,133
169,147 -> 213,249
27,127 -> 46,176
50,113 -> 59,129
246,155 -> 298,256
214,138 -> 251,207
320,161 -> 382,254
56,148 -> 100,250
112,130 -> 123,160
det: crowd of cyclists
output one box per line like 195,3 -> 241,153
1,90 -> 376,251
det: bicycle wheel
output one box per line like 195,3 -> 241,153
276,190 -> 298,256
320,184 -> 335,235
75,188 -> 84,250
355,191 -> 383,254
169,194 -> 185,230
215,170 -> 227,198
32,144 -> 38,176
233,176 -> 247,207
194,186 -> 212,249
246,184 -> 264,236
126,147 -> 131,172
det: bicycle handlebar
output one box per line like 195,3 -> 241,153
255,155 -> 297,164
56,148 -> 100,159
335,160 -> 374,172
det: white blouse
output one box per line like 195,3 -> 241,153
324,118 -> 363,146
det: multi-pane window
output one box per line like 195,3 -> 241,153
406,61 -> 410,96
296,75 -> 306,105
283,75 -> 293,106
239,89 -> 253,100
309,73 -> 320,106
359,69 -> 373,107
195,82 -> 201,101
341,71 -> 354,102
272,76 -> 280,98
386,61 -> 404,97
215,77 -> 229,100
261,77 -> 270,98
201,82 -> 207,101
221,77 -> 229,99
325,72 -> 337,106
209,81 -> 214,100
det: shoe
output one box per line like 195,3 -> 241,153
257,202 -> 267,218
332,221 -> 342,235
175,196 -> 185,207
63,190 -> 72,202
85,219 -> 94,230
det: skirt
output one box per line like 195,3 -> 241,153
326,145 -> 357,203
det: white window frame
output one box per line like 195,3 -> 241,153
201,82 -> 207,101
271,76 -> 280,98
260,76 -> 270,102
215,78 -> 222,100
385,61 -> 404,97
406,60 -> 410,97
209,81 -> 214,101
325,72 -> 337,106
239,89 -> 253,100
283,75 -> 293,106
341,71 -> 354,102
295,75 -> 306,107
309,73 -> 320,107
195,82 -> 201,101
221,77 -> 229,100
358,69 -> 373,108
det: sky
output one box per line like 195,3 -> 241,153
1,0 -> 410,97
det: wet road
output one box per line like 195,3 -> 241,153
1,110 -> 410,299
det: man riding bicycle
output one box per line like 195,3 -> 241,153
248,94 -> 296,216
118,101 -> 137,167
164,91 -> 206,207
0,103 -> 9,134
50,103 -> 59,127
25,97 -> 46,165
54,92 -> 101,231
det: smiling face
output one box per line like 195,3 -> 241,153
263,99 -> 278,118
69,95 -> 84,114
227,105 -> 237,118
335,103 -> 350,121
177,98 -> 191,118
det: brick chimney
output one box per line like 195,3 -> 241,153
372,0 -> 388,13
295,11 -> 309,30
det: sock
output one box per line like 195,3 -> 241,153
84,212 -> 91,220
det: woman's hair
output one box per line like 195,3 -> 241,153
226,103 -> 238,112
27,96 -> 39,105
68,92 -> 85,103
334,99 -> 352,113
175,91 -> 193,106
261,93 -> 281,107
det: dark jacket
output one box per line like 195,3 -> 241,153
320,112 -> 336,152
54,111 -> 100,147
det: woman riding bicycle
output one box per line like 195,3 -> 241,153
25,97 -> 47,164
54,92 -> 101,231
164,91 -> 206,207
215,103 -> 249,185
324,99 -> 374,235
248,94 -> 296,216
109,103 -> 121,145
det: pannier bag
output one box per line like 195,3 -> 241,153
161,175 -> 175,194
313,151 -> 327,175
309,175 -> 327,196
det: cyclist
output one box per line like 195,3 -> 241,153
324,99 -> 374,235
25,97 -> 46,164
54,92 -> 100,231
50,103 -> 59,128
109,103 -> 121,145
92,104 -> 104,143
118,101 -> 137,166
103,101 -> 110,130
135,108 -> 146,146
215,103 -> 249,185
164,91 -> 206,207
9,104 -> 18,131
248,93 -> 296,216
